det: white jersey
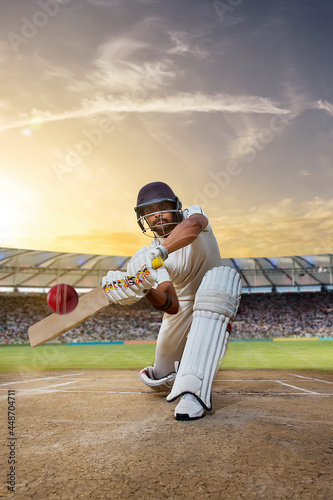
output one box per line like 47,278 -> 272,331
150,206 -> 222,301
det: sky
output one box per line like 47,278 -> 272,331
1,0 -> 333,258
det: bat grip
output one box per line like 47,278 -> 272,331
152,256 -> 164,269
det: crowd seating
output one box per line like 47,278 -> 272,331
233,292 -> 333,339
0,291 -> 332,344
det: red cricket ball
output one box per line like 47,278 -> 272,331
47,284 -> 79,314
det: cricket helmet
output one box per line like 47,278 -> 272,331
135,181 -> 183,236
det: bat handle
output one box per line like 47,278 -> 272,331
152,256 -> 164,269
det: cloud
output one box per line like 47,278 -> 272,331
54,36 -> 171,95
311,100 -> 333,116
167,31 -> 208,59
122,93 -> 289,114
0,100 -> 10,110
52,230 -> 147,256
168,33 -> 189,55
86,0 -> 123,4
18,196 -> 333,259
227,111 -> 292,162
212,197 -> 333,258
0,93 -> 289,132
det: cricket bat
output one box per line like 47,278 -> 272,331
28,286 -> 109,347
28,256 -> 165,347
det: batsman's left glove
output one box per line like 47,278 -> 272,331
102,270 -> 148,306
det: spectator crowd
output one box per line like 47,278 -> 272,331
0,291 -> 332,344
233,292 -> 333,339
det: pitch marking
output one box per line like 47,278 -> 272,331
213,392 -> 333,396
275,380 -> 320,394
214,379 -> 308,382
15,389 -> 333,397
0,372 -> 86,387
38,390 -> 157,395
290,374 -> 333,385
16,380 -> 82,393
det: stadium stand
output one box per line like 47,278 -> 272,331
0,292 -> 332,344
0,248 -> 332,344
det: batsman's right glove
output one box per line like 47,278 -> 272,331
126,246 -> 166,290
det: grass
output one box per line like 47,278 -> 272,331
0,340 -> 332,373
224,340 -> 333,371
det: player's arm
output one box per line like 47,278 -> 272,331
145,281 -> 179,315
162,213 -> 208,255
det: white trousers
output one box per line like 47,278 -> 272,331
153,300 -> 194,379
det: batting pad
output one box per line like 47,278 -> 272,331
166,266 -> 242,410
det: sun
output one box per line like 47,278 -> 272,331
0,176 -> 37,242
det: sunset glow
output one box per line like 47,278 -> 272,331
1,1 -> 332,258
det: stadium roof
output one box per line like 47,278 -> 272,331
0,247 -> 332,294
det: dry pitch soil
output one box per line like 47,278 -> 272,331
1,369 -> 333,499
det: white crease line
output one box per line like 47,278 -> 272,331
290,374 -> 333,385
275,380 -> 320,394
40,390 -> 156,395
19,389 -> 333,397
213,392 -> 333,396
0,379 -> 291,392
0,372 -> 86,387
214,379 -> 304,382
16,380 -> 82,393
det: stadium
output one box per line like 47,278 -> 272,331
1,252 -> 333,499
1,247 -> 333,345
1,246 -> 333,294
2,0 -> 333,495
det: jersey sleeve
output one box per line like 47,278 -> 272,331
154,267 -> 171,288
182,206 -> 210,231
182,205 -> 208,220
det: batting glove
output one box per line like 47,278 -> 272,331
102,270 -> 147,306
126,246 -> 164,290
149,244 -> 168,269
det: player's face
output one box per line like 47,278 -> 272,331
143,201 -> 176,236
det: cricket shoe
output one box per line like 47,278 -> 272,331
174,393 -> 205,421
140,366 -> 176,392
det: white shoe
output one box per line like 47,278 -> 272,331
174,393 -> 205,421
139,366 -> 176,392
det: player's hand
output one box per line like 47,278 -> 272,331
126,246 -> 167,289
102,270 -> 147,306
126,247 -> 157,289
149,245 -> 168,269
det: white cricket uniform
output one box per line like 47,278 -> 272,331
149,206 -> 222,378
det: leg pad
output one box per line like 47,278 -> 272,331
166,266 -> 242,410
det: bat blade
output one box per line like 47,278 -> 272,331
28,286 -> 109,347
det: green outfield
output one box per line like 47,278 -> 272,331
0,340 -> 332,373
